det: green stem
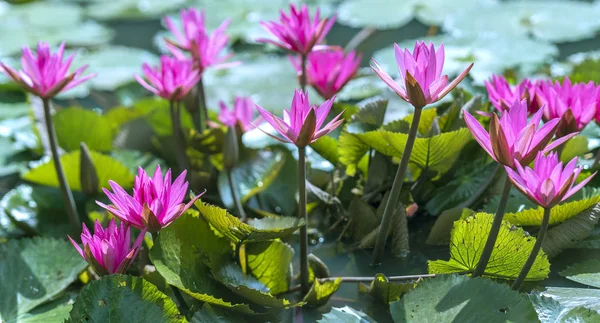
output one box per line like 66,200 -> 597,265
196,79 -> 207,132
298,146 -> 309,294
299,54 -> 307,92
42,98 -> 79,234
472,173 -> 512,277
169,100 -> 190,173
371,107 -> 422,265
512,207 -> 551,290
227,168 -> 247,222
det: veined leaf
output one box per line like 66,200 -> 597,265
541,287 -> 600,314
53,107 -> 114,152
245,240 -> 294,295
190,304 -> 251,323
23,150 -> 134,191
390,275 -> 538,322
503,196 -> 600,227
195,201 -> 303,243
310,136 -> 340,165
402,107 -> 438,137
542,203 -> 600,258
338,129 -> 370,176
302,278 -> 342,307
428,213 -> 550,280
560,259 -> 600,288
358,273 -> 416,304
530,293 -> 600,322
15,294 -> 74,323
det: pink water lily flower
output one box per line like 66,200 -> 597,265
536,77 -> 598,136
256,89 -> 343,147
135,55 -> 201,101
506,151 -> 596,208
485,75 -> 538,113
257,4 -> 335,55
0,42 -> 95,99
371,41 -> 473,108
217,96 -> 261,132
290,48 -> 361,99
68,219 -> 145,275
97,165 -> 203,232
164,8 -> 237,73
464,99 -> 575,168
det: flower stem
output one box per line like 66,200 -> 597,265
300,54 -> 307,91
169,100 -> 190,173
512,207 -> 551,290
298,146 -> 309,294
371,107 -> 422,265
42,98 -> 79,234
196,79 -> 207,132
472,173 -> 512,277
227,168 -> 247,222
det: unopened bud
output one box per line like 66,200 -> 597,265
80,142 -> 99,196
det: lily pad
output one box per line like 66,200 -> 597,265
53,107 -> 115,152
560,259 -> 600,288
503,196 -> 600,227
244,240 -> 294,295
15,295 -> 75,323
531,294 -> 600,322
86,0 -> 192,20
542,203 -> 600,258
302,278 -> 342,307
318,306 -> 377,323
541,287 -> 600,314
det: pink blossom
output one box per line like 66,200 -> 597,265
536,77 -> 598,136
217,96 -> 261,132
135,55 -> 201,101
97,165 -> 203,232
464,99 -> 575,168
290,48 -> 361,99
0,42 -> 95,99
256,89 -> 343,147
485,75 -> 538,113
68,219 -> 145,275
164,8 -> 237,72
506,151 -> 596,208
257,4 -> 335,55
371,41 -> 473,108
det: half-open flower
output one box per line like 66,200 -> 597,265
505,151 -> 596,208
217,96 -> 261,132
135,55 -> 201,101
464,99 -> 575,168
97,165 -> 203,232
255,89 -> 343,147
68,220 -> 145,275
371,41 -> 473,108
257,4 -> 335,55
0,42 -> 95,99
485,75 -> 538,113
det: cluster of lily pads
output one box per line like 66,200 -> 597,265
3,0 -> 600,323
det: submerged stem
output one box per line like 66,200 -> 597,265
169,100 -> 190,173
371,107 -> 422,265
298,146 -> 309,294
300,54 -> 307,92
42,98 -> 79,234
472,173 -> 512,277
512,207 -> 551,290
227,169 -> 247,222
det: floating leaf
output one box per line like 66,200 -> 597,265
560,259 -> 600,288
15,295 -> 74,323
426,208 -> 472,246
245,240 -> 294,295
196,201 -> 303,243
542,203 -> 600,258
0,237 -> 87,323
318,306 -> 377,323
67,275 -> 185,323
303,278 -> 342,307
390,275 -> 538,322
428,213 -> 550,280
502,196 -> 600,227
359,273 -> 416,304
541,287 -> 600,314
53,107 -> 114,152
531,293 -> 600,322
23,150 -> 134,191
86,0 -> 190,20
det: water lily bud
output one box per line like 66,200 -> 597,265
80,142 -> 98,196
223,126 -> 239,170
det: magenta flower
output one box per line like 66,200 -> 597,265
464,99 -> 575,168
290,48 -> 361,100
256,89 -> 343,147
371,41 -> 473,109
257,4 -> 335,55
0,42 -> 95,99
96,165 -> 203,232
217,96 -> 261,132
536,77 -> 598,137
485,75 -> 538,113
135,55 -> 201,101
506,152 -> 596,208
164,8 -> 236,73
68,219 -> 145,275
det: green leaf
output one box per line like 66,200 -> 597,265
16,294 -> 75,323
111,149 -> 165,175
53,107 -> 114,152
67,275 -> 185,323
542,203 -> 600,258
503,196 -> 600,226
218,150 -> 286,208
428,213 -> 550,280
310,136 -> 339,165
245,240 -> 294,295
190,304 -> 250,323
338,129 -> 370,176
23,150 -> 134,191
318,306 -> 377,323
212,263 -> 293,308
560,136 -> 589,162
86,0 -> 189,20
0,237 -> 87,323
560,259 -> 600,288
541,287 -> 600,314
359,273 -> 415,304
196,201 -> 303,243
302,278 -> 342,307
391,275 -> 538,322
149,211 -> 254,313
426,208 -> 472,246
531,293 -> 600,322
348,198 -> 379,241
